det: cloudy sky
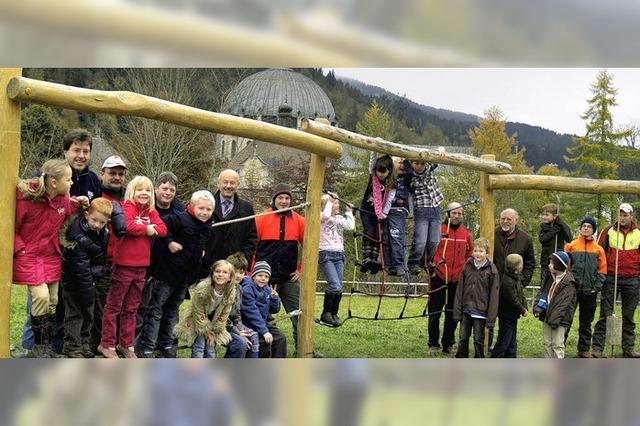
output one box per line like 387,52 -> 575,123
331,68 -> 640,136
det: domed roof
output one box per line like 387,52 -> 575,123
221,69 -> 336,123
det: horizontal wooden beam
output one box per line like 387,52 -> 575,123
300,118 -> 512,174
489,174 -> 640,195
7,76 -> 343,159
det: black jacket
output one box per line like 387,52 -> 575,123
494,226 -> 536,287
152,209 -> 213,287
498,270 -> 528,319
203,192 -> 257,274
453,258 -> 500,327
70,166 -> 102,200
148,199 -> 187,278
538,216 -> 572,268
536,271 -> 577,329
62,215 -> 109,292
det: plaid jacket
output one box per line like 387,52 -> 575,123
408,163 -> 444,208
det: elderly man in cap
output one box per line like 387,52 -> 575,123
254,183 -> 304,353
592,203 -> 640,358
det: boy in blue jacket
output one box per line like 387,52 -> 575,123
241,261 -> 287,358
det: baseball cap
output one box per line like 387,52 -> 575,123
619,203 -> 634,214
101,155 -> 127,170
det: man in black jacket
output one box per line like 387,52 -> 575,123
203,169 -> 258,273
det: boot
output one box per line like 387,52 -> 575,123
44,314 -> 64,358
331,292 -> 343,326
320,292 -> 336,326
28,315 -> 50,358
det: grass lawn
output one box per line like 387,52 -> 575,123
9,284 -> 640,358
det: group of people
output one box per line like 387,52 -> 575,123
13,129 -> 307,358
11,130 -> 640,359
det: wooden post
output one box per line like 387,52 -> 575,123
479,154 -> 496,262
0,68 -> 22,358
298,153 -> 326,358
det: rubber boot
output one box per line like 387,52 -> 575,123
331,292 -> 343,326
320,292 -> 336,326
28,315 -> 50,358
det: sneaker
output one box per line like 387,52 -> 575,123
97,345 -> 118,359
82,344 -> 95,359
623,349 -> 640,358
135,347 -> 154,358
116,345 -> 137,359
158,346 -> 177,358
577,351 -> 593,358
10,345 -> 30,359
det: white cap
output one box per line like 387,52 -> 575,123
619,203 -> 634,214
101,155 -> 127,170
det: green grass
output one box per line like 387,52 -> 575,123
10,284 -> 640,358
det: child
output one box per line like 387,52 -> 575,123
224,252 -> 260,358
405,157 -> 445,275
538,203 -> 572,285
385,157 -> 412,276
135,190 -> 216,358
534,251 -> 577,359
319,191 -> 355,327
490,254 -> 528,358
241,261 -> 287,358
453,237 -> 500,358
98,176 -> 167,359
13,159 -> 88,358
564,217 -> 607,358
174,260 -> 237,358
61,197 -> 112,358
359,153 -> 396,274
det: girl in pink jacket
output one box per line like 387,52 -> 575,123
14,159 -> 88,357
98,176 -> 167,359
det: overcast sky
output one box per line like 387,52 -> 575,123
331,68 -> 640,136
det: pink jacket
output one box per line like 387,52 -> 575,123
112,201 -> 167,267
13,189 -> 76,285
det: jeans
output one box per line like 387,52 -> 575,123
592,276 -> 639,351
225,330 -> 259,358
21,293 -> 34,350
408,207 -> 441,269
456,313 -> 486,358
319,250 -> 345,294
136,278 -> 186,355
100,265 -> 146,348
427,277 -> 457,349
63,288 -> 94,353
271,278 -> 299,348
191,335 -> 215,358
490,316 -> 519,358
384,207 -> 408,272
566,292 -> 598,352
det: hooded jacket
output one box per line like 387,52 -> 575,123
240,277 -> 281,335
498,269 -> 528,319
61,214 -> 109,292
538,216 -> 572,268
453,258 -> 500,327
564,235 -> 607,293
536,271 -> 577,329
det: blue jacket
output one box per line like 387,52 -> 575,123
148,199 -> 187,278
240,276 -> 281,335
151,208 -> 212,288
70,166 -> 102,200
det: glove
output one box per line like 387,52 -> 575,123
533,305 -> 546,321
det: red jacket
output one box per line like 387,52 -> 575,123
433,222 -> 474,283
254,208 -> 305,282
13,189 -> 76,285
102,190 -> 125,262
597,222 -> 640,278
112,201 -> 167,267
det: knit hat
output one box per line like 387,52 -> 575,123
580,217 -> 597,232
551,251 -> 570,269
272,183 -> 292,202
251,261 -> 271,278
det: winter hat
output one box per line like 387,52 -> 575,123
551,251 -> 570,269
251,261 -> 271,278
580,217 -> 597,232
272,183 -> 293,202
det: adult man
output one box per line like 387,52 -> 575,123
135,172 -> 186,353
254,183 -> 304,351
19,129 -> 101,357
592,203 -> 640,358
203,169 -> 257,271
427,202 -> 474,354
493,208 -> 536,287
90,155 -> 128,353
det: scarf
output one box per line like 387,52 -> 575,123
372,176 -> 388,220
